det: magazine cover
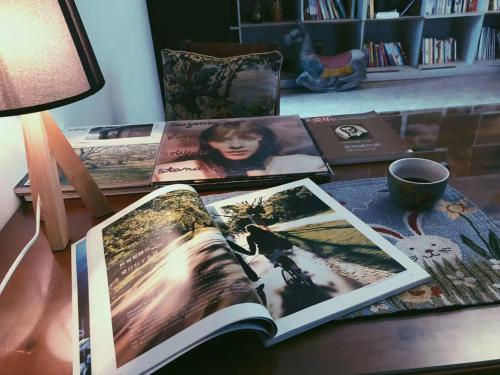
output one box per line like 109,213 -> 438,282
151,115 -> 330,186
304,112 -> 411,164
16,123 -> 165,195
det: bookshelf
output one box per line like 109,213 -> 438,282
230,0 -> 500,84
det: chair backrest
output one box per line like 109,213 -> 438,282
177,40 -> 281,116
179,40 -> 280,58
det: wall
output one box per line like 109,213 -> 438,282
0,0 -> 165,230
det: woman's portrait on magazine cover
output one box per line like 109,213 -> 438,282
152,116 -> 327,182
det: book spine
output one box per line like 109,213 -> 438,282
309,0 -> 316,20
381,42 -> 389,66
370,42 -> 377,66
335,0 -> 347,18
315,0 -> 321,19
431,38 -> 434,64
319,0 -> 329,20
330,0 -> 340,18
397,42 -> 408,65
422,38 -> 426,64
316,0 -> 325,20
325,0 -> 334,19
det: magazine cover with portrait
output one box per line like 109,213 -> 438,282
151,115 -> 331,187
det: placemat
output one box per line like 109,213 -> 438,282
202,178 -> 500,318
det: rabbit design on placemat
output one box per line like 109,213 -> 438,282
372,212 -> 462,268
371,211 -> 500,306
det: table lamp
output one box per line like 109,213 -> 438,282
0,0 -> 113,251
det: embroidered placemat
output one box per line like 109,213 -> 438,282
202,178 -> 500,317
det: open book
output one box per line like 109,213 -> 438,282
72,179 -> 429,375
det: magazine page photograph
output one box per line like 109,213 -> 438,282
86,185 -> 274,375
151,115 -> 329,185
207,179 -> 430,343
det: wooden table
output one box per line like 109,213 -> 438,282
1,105 -> 500,374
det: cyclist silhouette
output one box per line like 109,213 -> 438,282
230,224 -> 313,287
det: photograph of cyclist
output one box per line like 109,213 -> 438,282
211,184 -> 406,320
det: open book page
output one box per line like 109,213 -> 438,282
86,185 -> 274,375
206,178 -> 430,345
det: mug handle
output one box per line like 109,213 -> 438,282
439,161 -> 450,171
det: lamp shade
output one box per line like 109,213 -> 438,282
0,0 -> 104,117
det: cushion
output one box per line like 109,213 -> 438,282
161,49 -> 283,120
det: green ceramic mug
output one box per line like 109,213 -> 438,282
388,158 -> 449,211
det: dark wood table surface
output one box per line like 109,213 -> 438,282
1,105 -> 500,375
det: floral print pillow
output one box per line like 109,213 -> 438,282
161,49 -> 283,121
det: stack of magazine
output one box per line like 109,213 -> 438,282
15,112 -> 414,201
72,178 -> 429,375
15,115 -> 332,200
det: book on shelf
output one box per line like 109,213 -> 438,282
14,122 -> 165,200
303,0 -> 349,20
424,0 -> 477,15
151,115 -> 331,189
491,0 -> 500,11
375,10 -> 400,18
368,0 -> 419,18
303,111 -> 412,165
477,26 -> 500,61
72,178 -> 430,375
363,41 -> 408,67
421,37 -> 457,65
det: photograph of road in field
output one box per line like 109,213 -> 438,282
64,143 -> 158,186
210,185 -> 406,320
101,189 -> 260,367
23,143 -> 158,190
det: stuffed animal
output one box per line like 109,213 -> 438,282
283,22 -> 367,91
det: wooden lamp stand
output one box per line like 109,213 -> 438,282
20,111 -> 113,251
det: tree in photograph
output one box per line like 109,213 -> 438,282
218,197 -> 266,234
262,186 -> 330,224
217,187 -> 332,233
103,190 -> 214,271
76,146 -> 107,169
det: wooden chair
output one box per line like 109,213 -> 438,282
178,40 -> 281,115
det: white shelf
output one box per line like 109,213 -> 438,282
476,59 -> 500,65
303,18 -> 361,24
364,16 -> 422,22
418,61 -> 465,70
233,0 -> 499,83
240,21 -> 297,28
367,65 -> 415,73
424,12 -> 482,19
